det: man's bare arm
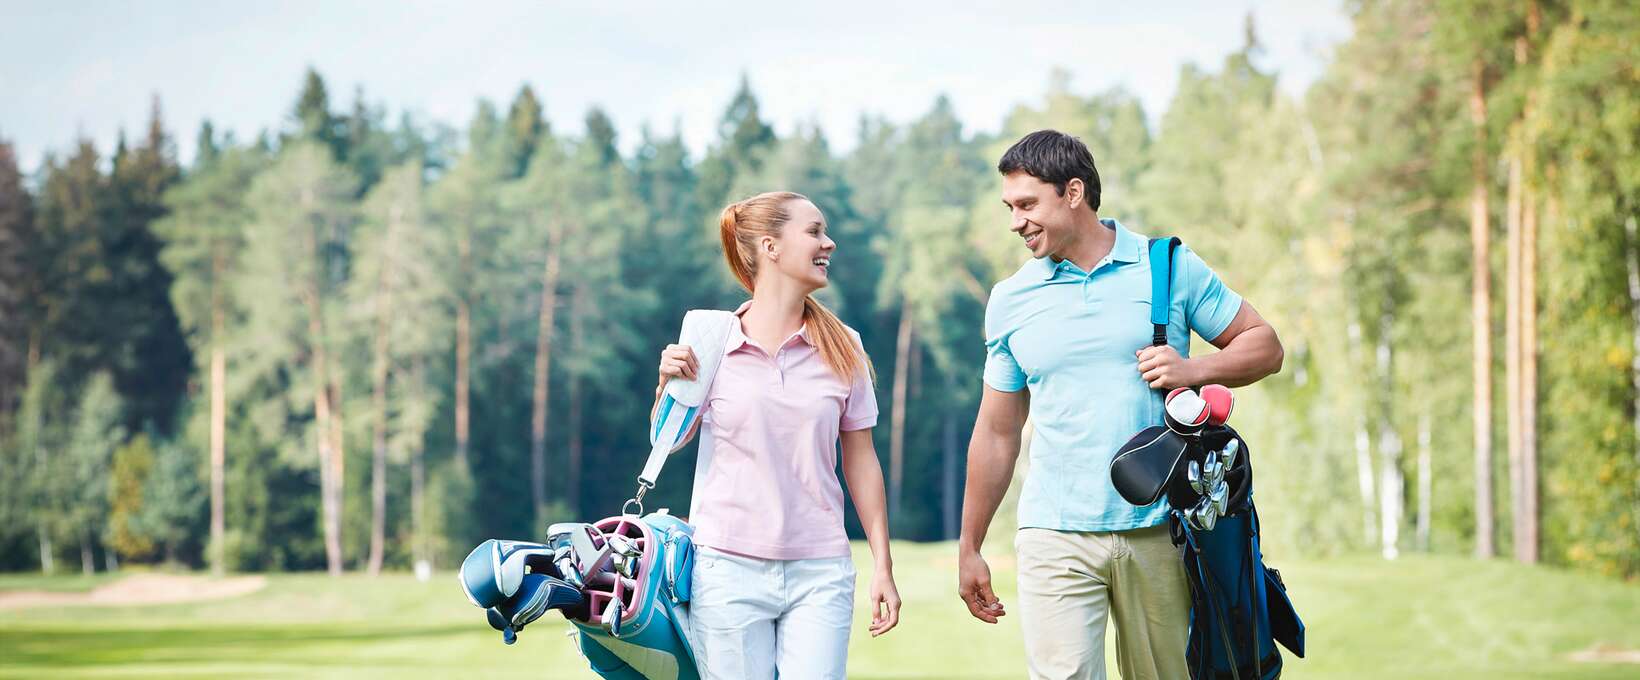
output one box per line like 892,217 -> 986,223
1137,301 -> 1284,390
956,385 -> 1029,623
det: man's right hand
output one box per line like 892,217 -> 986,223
957,549 -> 1006,624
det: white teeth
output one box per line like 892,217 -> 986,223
813,257 -> 830,266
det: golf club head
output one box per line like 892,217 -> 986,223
1191,499 -> 1219,531
546,523 -> 580,547
571,524 -> 614,579
1187,459 -> 1205,495
604,587 -> 624,637
1210,482 -> 1229,516
1202,458 -> 1224,487
1198,507 -> 1218,531
1218,438 -> 1240,469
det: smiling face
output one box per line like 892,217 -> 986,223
1001,171 -> 1086,260
761,198 -> 836,291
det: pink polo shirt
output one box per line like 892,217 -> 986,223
688,304 -> 879,560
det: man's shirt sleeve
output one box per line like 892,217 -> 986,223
1180,245 -> 1244,343
983,287 -> 1027,392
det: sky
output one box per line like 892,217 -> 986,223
1,1 -> 1353,174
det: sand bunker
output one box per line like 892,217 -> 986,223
0,573 -> 267,610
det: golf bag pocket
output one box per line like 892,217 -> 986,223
1111,425 -> 1192,506
1265,568 -> 1305,658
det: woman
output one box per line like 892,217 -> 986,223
654,191 -> 900,680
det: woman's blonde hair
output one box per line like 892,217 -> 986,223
719,191 -> 868,384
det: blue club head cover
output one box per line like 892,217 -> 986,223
489,574 -> 585,644
460,539 -> 559,610
460,539 -> 512,608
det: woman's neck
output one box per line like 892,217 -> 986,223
741,274 -> 809,352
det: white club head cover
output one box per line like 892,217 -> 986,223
661,310 -> 736,409
642,310 -> 736,488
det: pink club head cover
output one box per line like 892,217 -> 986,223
1164,387 -> 1209,435
1200,384 -> 1234,426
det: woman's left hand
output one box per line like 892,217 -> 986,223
868,567 -> 902,637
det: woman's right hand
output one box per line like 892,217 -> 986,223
657,344 -> 699,390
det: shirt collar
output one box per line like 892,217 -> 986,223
727,300 -> 813,351
1036,218 -> 1143,280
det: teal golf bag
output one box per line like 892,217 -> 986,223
569,512 -> 700,680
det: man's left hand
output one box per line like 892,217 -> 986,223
1137,345 -> 1198,390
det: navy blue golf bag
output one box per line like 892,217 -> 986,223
1173,507 -> 1305,680
1139,237 -> 1305,679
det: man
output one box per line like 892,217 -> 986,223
956,130 -> 1284,680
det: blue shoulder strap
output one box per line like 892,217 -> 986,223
1148,237 -> 1181,347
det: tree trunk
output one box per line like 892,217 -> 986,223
1519,180 -> 1539,565
366,205 -> 403,577
1504,122 -> 1522,562
38,522 -> 54,575
328,378 -> 346,571
208,246 -> 228,576
411,436 -> 426,570
941,411 -> 958,541
104,544 -> 118,572
1376,315 -> 1402,560
80,526 -> 94,575
1627,215 -> 1640,558
889,300 -> 914,522
1516,10 -> 1541,564
366,314 -> 389,577
455,299 -> 470,470
1348,321 -> 1377,545
568,287 -> 586,516
1469,58 -> 1495,560
310,320 -> 342,577
531,242 -> 561,524
302,190 -> 344,577
209,326 -> 226,576
1416,413 -> 1432,552
28,334 -> 52,575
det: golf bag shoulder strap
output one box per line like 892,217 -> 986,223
637,309 -> 738,496
1148,236 -> 1182,347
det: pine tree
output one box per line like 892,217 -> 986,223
0,139 -> 32,418
157,132 -> 267,575
239,142 -> 358,575
503,85 -> 546,179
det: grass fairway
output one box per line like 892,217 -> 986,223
3,542 -> 1638,679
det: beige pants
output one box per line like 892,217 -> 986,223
1015,524 -> 1190,680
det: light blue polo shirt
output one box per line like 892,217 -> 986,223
983,219 -> 1243,532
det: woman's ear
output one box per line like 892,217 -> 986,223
760,234 -> 779,262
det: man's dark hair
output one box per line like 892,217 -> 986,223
997,129 -> 1101,211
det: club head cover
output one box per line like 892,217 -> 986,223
1200,384 -> 1234,426
459,539 -> 516,609
459,539 -> 559,609
489,573 -> 584,644
1164,387 -> 1209,436
1111,425 -> 1194,506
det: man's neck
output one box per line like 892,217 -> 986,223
1053,212 -> 1114,273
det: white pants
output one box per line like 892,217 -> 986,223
689,546 -> 856,680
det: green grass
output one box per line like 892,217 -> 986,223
2,543 -> 1638,678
